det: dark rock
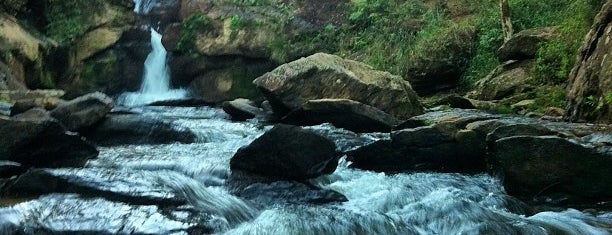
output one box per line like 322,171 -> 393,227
230,124 -> 338,180
433,94 -> 476,109
50,92 -> 114,132
491,136 -> 612,204
0,161 -> 24,178
5,194 -> 210,234
2,168 -> 185,206
253,53 -> 423,119
497,27 -> 558,61
283,99 -> 400,133
222,98 -> 263,121
0,111 -> 98,168
234,181 -> 347,205
566,1 -> 612,123
486,123 -> 560,142
84,114 -> 196,146
346,140 -> 406,172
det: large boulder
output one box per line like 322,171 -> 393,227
282,99 -> 400,133
222,98 -> 264,121
497,27 -> 558,61
230,124 -> 338,180
1,89 -> 65,115
84,114 -> 197,146
491,135 -> 612,203
0,109 -> 98,168
253,53 -> 423,119
50,92 -> 114,132
469,60 -> 534,101
566,1 -> 612,123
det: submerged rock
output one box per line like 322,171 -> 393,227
282,99 -> 400,133
50,92 -> 114,132
0,109 -> 98,168
234,180 -> 347,205
4,194 -> 211,234
84,114 -> 196,146
2,168 -> 185,206
253,53 -> 423,119
0,161 -> 24,178
230,124 -> 338,180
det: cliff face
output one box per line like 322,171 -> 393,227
566,0 -> 612,123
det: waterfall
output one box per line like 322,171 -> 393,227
118,28 -> 188,107
133,0 -> 158,14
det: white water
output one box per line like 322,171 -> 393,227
117,29 -> 188,106
132,0 -> 158,14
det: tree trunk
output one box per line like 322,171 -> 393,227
500,0 -> 513,42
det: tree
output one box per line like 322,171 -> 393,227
499,0 -> 513,42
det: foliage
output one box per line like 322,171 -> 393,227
46,0 -> 104,44
528,85 -> 567,112
177,13 -> 214,55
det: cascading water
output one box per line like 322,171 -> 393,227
117,29 -> 188,106
133,0 -> 158,14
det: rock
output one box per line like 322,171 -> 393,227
1,89 -> 64,115
0,161 -> 24,178
0,60 -> 26,90
282,99 -> 400,133
222,98 -> 263,121
232,180 -> 347,205
2,168 -> 185,206
510,99 -> 535,111
405,23 -> 477,94
486,123 -> 560,143
432,94 -> 476,109
544,107 -> 565,117
75,28 -> 123,62
497,27 -> 558,61
253,53 -> 423,119
50,92 -> 114,132
0,109 -> 98,168
0,14 -> 43,62
84,114 -> 196,146
5,194 -> 211,234
566,1 -> 612,123
230,124 -> 338,180
469,60 -> 534,100
491,136 -> 612,203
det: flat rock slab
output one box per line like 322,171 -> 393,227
4,194 -> 211,234
2,168 -> 185,206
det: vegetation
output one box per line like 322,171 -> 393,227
46,0 -> 105,44
177,13 -> 214,56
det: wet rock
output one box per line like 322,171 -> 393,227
84,114 -> 196,146
0,110 -> 98,168
283,99 -> 400,133
0,161 -> 24,178
253,53 -> 423,119
491,136 -> 612,204
222,98 -> 263,121
1,89 -> 64,115
230,124 -> 338,180
50,92 -> 114,132
486,123 -> 560,143
497,27 -> 558,61
566,1 -> 612,123
2,168 -> 185,206
6,194 -> 210,234
235,181 -> 347,205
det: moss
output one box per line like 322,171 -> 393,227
78,52 -> 120,94
528,85 -> 567,112
177,13 -> 214,56
496,105 -> 514,114
46,0 -> 105,44
227,69 -> 261,100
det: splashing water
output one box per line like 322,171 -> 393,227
117,29 -> 187,106
132,0 -> 158,14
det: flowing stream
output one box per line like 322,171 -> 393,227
1,106 -> 611,234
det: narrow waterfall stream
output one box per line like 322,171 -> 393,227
118,29 -> 187,106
